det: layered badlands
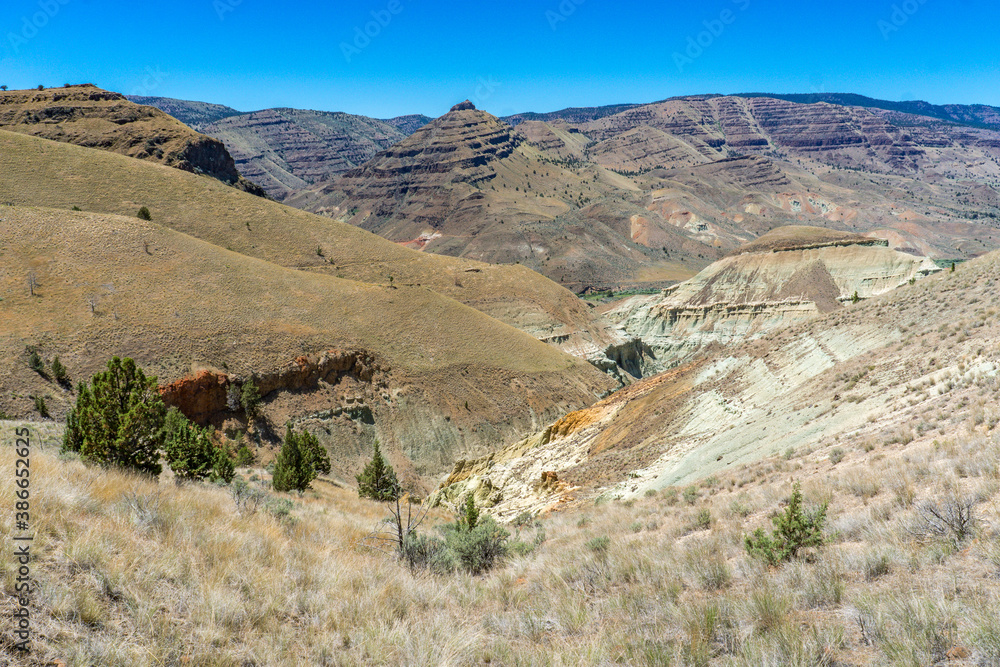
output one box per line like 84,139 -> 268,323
607,227 -> 941,373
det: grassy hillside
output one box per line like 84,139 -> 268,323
0,85 -> 264,196
4,408 -> 999,665
0,128 -> 616,353
0,205 -> 612,482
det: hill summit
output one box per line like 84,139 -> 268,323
0,84 -> 265,196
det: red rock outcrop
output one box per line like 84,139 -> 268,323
157,349 -> 385,425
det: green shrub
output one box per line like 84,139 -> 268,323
356,441 -> 399,501
744,482 -> 828,566
460,494 -> 479,530
272,425 -> 328,492
235,444 -> 255,467
399,499 -> 510,575
829,447 -> 846,465
694,508 -> 712,531
441,514 -> 510,575
586,536 -> 610,555
230,478 -> 266,516
137,206 -> 152,221
51,356 -> 67,383
683,485 -> 699,505
264,497 -> 294,519
33,395 -> 49,418
62,357 -> 166,475
211,446 -> 235,484
240,380 -> 262,421
28,349 -> 44,374
402,531 -> 457,574
163,408 -> 216,480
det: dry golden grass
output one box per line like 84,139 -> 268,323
0,128 -> 610,346
3,417 -> 1000,666
0,207 -> 585,377
0,205 -> 611,486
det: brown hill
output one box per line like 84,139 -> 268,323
0,127 -> 625,368
0,204 -> 613,486
0,85 -> 265,196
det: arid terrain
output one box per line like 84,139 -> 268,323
2,83 -> 1000,666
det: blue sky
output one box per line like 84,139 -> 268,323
1,0 -> 997,118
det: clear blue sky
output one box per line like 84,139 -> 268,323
1,0 -> 997,118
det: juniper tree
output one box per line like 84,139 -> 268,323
163,407 -> 216,480
357,441 -> 399,501
744,482 -> 827,566
62,357 -> 166,475
272,425 -> 328,492
240,379 -> 262,422
51,356 -> 67,383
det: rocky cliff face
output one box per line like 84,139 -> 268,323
0,85 -> 265,196
607,227 -> 941,373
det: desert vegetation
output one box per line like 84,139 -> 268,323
4,412 -> 1000,665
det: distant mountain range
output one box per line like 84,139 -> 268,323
127,95 -> 432,199
733,92 -> 1000,131
127,91 -> 1000,292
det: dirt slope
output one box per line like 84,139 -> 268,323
0,128 -> 621,365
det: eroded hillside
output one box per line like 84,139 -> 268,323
434,249 -> 1000,519
287,101 -> 718,292
608,226 -> 941,373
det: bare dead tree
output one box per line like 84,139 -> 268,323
908,496 -> 976,546
27,272 -> 37,296
143,241 -> 151,255
86,295 -> 97,315
361,490 -> 431,561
